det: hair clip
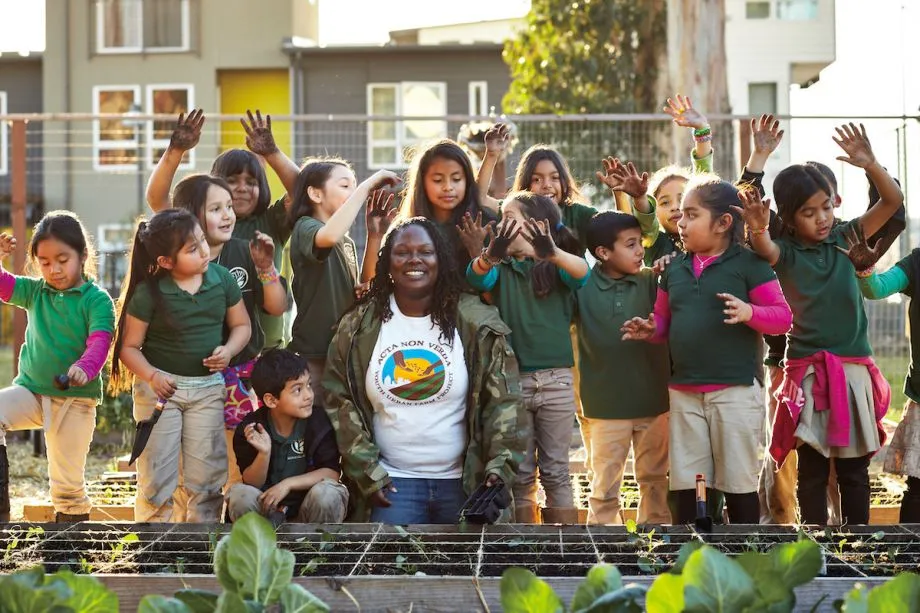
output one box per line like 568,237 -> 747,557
555,221 -> 565,231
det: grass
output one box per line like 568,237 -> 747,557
874,354 -> 909,421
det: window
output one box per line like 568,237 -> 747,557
0,92 -> 7,176
748,82 -> 778,115
146,84 -> 194,168
92,84 -> 194,171
469,81 -> 488,116
92,86 -> 141,170
367,82 -> 447,168
777,0 -> 818,20
95,0 -> 191,53
745,1 -> 770,18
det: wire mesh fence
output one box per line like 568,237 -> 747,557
0,112 -> 914,406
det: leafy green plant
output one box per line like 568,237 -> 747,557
138,512 -> 329,613
837,572 -> 920,611
0,565 -> 118,612
501,563 -> 646,613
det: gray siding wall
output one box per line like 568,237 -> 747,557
0,58 -> 43,223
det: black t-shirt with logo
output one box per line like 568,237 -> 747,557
233,406 -> 341,512
214,238 -> 274,365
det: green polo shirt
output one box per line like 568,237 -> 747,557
661,244 -> 776,385
575,265 -> 669,419
560,202 -> 598,253
8,277 -> 115,401
213,238 -> 266,365
288,216 -> 359,359
467,258 -> 585,371
774,219 -> 870,360
127,264 -> 243,377
233,197 -> 291,349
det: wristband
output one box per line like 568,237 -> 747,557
480,248 -> 502,267
257,267 -> 280,285
749,225 -> 768,236
855,266 -> 875,279
694,134 -> 713,143
693,126 -> 712,137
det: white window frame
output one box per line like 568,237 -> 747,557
0,92 -> 7,176
468,81 -> 488,117
95,0 -> 192,54
92,85 -> 141,172
366,82 -> 448,170
145,83 -> 195,169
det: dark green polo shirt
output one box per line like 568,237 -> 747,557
467,258 -> 583,371
288,216 -> 359,359
214,238 -> 265,365
575,266 -> 669,419
233,198 -> 291,349
644,232 -> 679,267
8,277 -> 115,401
127,264 -> 243,377
774,220 -> 870,360
233,406 -> 341,513
896,250 -> 920,403
661,244 -> 776,385
560,202 -> 598,253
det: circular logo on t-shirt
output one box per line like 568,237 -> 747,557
229,266 -> 249,289
380,348 -> 445,401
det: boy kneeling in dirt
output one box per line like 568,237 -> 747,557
226,349 -> 348,525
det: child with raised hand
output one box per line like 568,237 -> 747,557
738,123 -> 903,525
575,211 -> 671,525
399,139 -> 496,269
0,212 -> 115,523
227,348 -> 348,525
287,159 -> 400,409
631,95 -> 715,266
463,191 -> 589,524
110,208 -> 252,522
168,173 -> 288,488
621,176 -> 792,525
477,134 -> 596,253
846,230 -> 920,522
146,109 -> 300,348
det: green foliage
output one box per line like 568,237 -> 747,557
503,0 -> 665,114
0,513 -> 328,613
500,565 -> 646,613
0,565 -> 118,612
840,573 -> 920,612
96,373 -> 134,436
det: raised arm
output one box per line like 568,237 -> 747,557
521,219 -> 589,285
248,231 -> 288,316
361,190 -> 398,283
146,109 -> 205,212
738,114 -> 784,197
314,170 -> 400,249
832,123 -> 905,239
664,94 -> 712,162
476,124 -> 510,214
734,188 -> 780,266
241,110 -> 300,201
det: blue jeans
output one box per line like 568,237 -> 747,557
370,477 -> 466,524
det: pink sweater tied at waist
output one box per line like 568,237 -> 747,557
769,351 -> 890,467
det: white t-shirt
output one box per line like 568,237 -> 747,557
366,296 -> 469,479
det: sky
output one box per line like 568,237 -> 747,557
1,0 -> 918,224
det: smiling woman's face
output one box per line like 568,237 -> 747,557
389,224 -> 439,301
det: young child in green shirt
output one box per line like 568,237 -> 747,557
575,211 -> 671,525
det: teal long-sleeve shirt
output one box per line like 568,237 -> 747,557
857,266 -> 909,300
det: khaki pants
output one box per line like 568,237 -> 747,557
133,379 -> 227,522
669,383 -> 763,494
581,413 -> 670,524
225,429 -> 243,492
226,479 -> 348,523
0,385 -> 96,514
514,368 -> 577,509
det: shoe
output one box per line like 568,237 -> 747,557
514,503 -> 540,523
540,507 -> 580,524
54,512 -> 90,523
0,445 -> 9,523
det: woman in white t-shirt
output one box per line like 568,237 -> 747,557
324,217 -> 527,523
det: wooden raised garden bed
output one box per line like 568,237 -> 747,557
1,522 -> 916,611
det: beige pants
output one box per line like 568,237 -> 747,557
581,413 -> 670,524
0,385 -> 96,514
133,379 -> 227,522
758,365 -> 798,523
669,383 -> 764,494
226,479 -> 348,523
514,368 -> 578,509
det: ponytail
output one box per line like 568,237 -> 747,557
109,209 -> 199,393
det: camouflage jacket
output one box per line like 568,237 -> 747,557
323,293 -> 527,522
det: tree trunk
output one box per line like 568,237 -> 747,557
662,0 -> 733,173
